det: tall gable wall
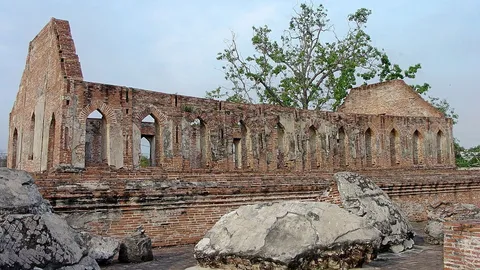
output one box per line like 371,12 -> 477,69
338,80 -> 445,118
8,18 -> 82,171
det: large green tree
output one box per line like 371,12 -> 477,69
208,3 -> 457,122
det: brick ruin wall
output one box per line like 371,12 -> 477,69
33,168 -> 480,247
444,220 -> 480,269
8,19 -> 456,174
8,18 -> 480,248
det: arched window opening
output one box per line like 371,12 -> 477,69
47,115 -> 56,169
437,130 -> 443,164
389,129 -> 398,166
140,136 -> 152,167
365,128 -> 373,167
29,113 -> 35,160
413,130 -> 420,165
143,115 -> 155,123
12,129 -> 18,169
191,118 -> 207,168
85,110 -> 107,166
140,114 -> 158,167
309,126 -> 317,169
276,123 -> 285,168
337,127 -> 346,167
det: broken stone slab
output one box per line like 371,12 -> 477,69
0,213 -> 100,270
57,256 -> 100,270
194,201 -> 381,270
118,227 -> 153,263
0,168 -> 52,218
334,172 -> 415,253
81,232 -> 120,265
0,168 -> 100,270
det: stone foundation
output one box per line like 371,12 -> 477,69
33,168 -> 480,247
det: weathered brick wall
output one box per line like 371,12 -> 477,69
338,80 -> 445,118
34,169 -> 330,247
61,82 -> 454,172
444,220 -> 480,269
8,18 -> 82,172
33,168 -> 480,247
365,169 -> 480,221
9,18 -> 455,174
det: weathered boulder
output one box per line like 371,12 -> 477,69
81,232 -> 120,265
118,227 -> 153,263
334,172 -> 414,253
425,202 -> 480,244
194,201 -> 381,270
0,168 -> 100,270
0,168 -> 52,218
0,213 -> 99,270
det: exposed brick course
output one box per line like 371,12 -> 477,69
444,219 -> 480,269
32,168 -> 480,247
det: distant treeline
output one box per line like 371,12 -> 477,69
0,153 -> 6,167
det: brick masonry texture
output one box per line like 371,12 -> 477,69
32,168 -> 480,247
8,18 -> 455,173
444,220 -> 480,269
7,18 -> 480,248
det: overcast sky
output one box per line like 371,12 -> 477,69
1,0 -> 479,152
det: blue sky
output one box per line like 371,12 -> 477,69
1,0 -> 479,151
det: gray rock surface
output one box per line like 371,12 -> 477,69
82,232 -> 120,265
118,229 -> 153,263
334,172 -> 414,253
424,221 -> 444,245
0,168 -> 51,218
57,256 -> 100,270
194,201 -> 381,270
0,168 -> 100,270
0,213 -> 99,270
425,202 -> 480,244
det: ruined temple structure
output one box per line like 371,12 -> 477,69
8,18 -> 455,173
7,19 -> 477,248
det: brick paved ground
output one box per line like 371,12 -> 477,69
103,222 -> 442,270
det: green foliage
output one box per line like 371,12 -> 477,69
208,4 -> 379,110
140,155 -> 150,167
182,105 -> 195,113
454,139 -> 480,168
208,2 -> 458,123
427,96 -> 458,124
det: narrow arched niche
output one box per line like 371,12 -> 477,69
47,114 -> 56,169
85,109 -> 107,166
309,126 -> 317,169
437,130 -> 443,164
412,130 -> 421,165
337,127 -> 346,167
389,129 -> 399,166
365,128 -> 373,167
28,113 -> 35,160
276,123 -> 285,169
